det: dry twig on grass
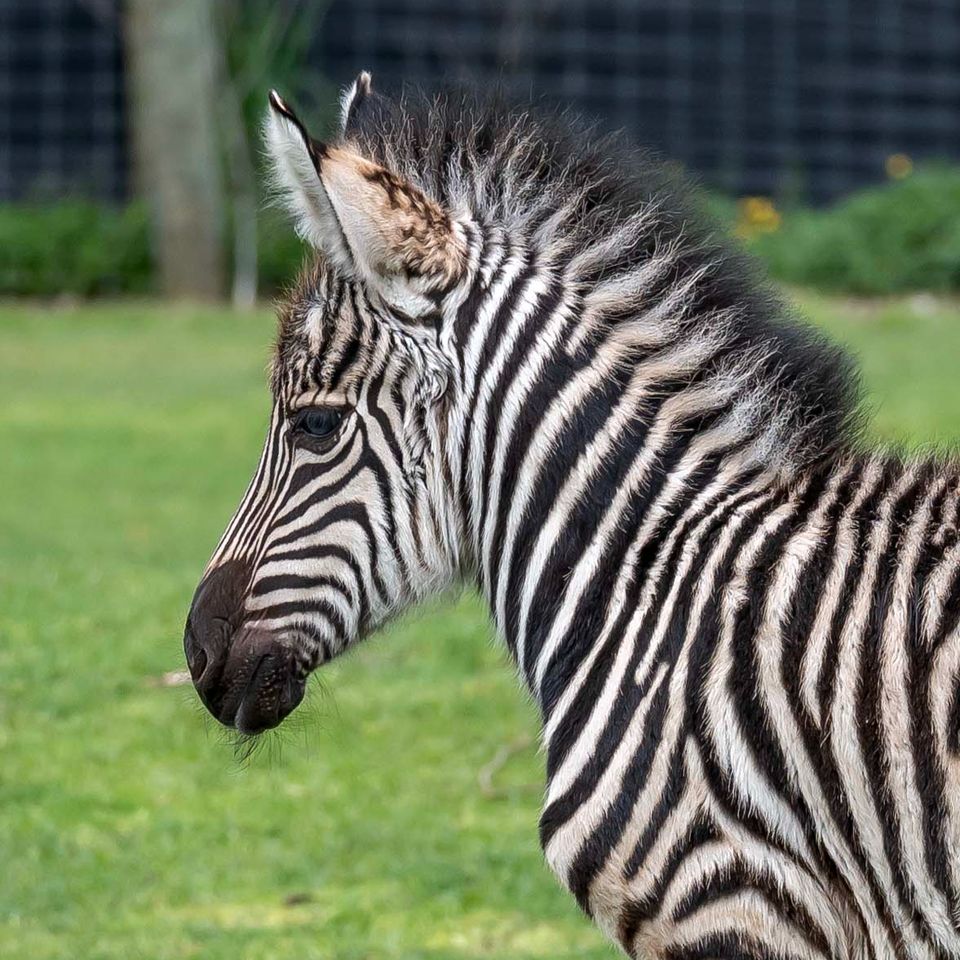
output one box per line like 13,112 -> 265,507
477,734 -> 538,799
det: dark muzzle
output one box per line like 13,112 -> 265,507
184,560 -> 305,734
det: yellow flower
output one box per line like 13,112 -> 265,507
735,196 -> 782,238
885,153 -> 913,180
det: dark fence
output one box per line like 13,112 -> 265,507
317,0 -> 960,202
0,0 -> 127,201
3,0 -> 959,204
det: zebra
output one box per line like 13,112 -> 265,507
183,72 -> 960,959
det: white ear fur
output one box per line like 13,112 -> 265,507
264,92 -> 353,273
339,70 -> 373,134
265,89 -> 466,317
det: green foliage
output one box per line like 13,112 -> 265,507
257,205 -> 311,296
0,202 -> 153,297
1,294 -> 959,959
3,166 -> 959,298
219,0 -> 334,140
746,167 -> 960,294
0,202 -> 310,299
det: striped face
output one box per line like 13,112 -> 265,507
183,83 -> 469,734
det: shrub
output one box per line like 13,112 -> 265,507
744,167 -> 960,294
0,200 -> 310,300
256,205 -> 310,297
2,167 -> 959,298
0,201 -> 153,297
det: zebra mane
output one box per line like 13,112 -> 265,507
328,83 -> 864,470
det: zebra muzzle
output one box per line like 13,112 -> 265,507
193,625 -> 306,735
224,630 -> 306,735
184,561 -> 306,734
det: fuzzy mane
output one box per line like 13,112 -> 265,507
313,83 -> 863,470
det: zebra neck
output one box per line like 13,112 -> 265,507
447,218 -> 856,718
465,378 -> 778,714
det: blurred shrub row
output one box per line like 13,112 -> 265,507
2,167 -> 959,298
0,202 -> 153,297
0,203 -> 307,299
736,167 -> 960,295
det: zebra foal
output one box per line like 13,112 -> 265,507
183,73 -> 960,959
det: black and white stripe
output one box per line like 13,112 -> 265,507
196,77 -> 960,959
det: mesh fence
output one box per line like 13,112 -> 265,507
0,0 -> 126,201
2,0 -> 959,203
316,0 -> 960,202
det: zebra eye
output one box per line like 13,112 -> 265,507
296,407 -> 344,440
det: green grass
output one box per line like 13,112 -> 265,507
2,292 -> 960,960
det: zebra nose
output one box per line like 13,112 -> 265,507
222,630 -> 306,735
184,558 -> 254,716
184,621 -> 220,704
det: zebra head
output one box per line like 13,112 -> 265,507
184,75 -> 476,734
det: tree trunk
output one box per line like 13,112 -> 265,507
123,0 -> 226,300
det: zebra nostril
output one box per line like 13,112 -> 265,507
191,645 -> 208,683
184,622 -> 211,684
184,557 -> 254,690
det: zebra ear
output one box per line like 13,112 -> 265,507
266,89 -> 466,316
265,90 -> 354,274
339,70 -> 373,134
339,71 -> 395,138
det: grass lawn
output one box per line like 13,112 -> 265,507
1,291 -> 959,960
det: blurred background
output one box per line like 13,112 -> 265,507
1,2 -> 959,959
2,0 -> 960,301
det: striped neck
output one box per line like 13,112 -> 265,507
440,220 -> 849,715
